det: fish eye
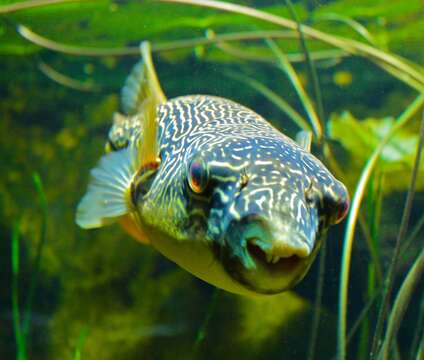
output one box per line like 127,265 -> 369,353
188,157 -> 209,194
304,183 -> 315,206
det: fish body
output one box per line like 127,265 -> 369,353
76,44 -> 349,296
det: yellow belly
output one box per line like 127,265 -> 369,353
140,220 -> 266,297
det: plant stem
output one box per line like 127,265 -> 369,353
409,294 -> 424,360
17,24 -> 347,61
266,39 -> 322,140
22,174 -> 48,341
73,328 -> 89,360
11,220 -> 26,360
307,241 -> 326,360
285,0 -> 324,128
193,289 -> 219,357
224,71 -> 311,132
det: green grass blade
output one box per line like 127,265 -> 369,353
17,25 -> 140,57
22,173 -> 48,340
73,328 -> 89,360
377,248 -> 424,360
408,294 -> 424,360
207,30 -> 347,64
266,39 -> 323,140
315,13 -> 377,46
282,4 -> 328,350
18,25 -> 349,63
371,108 -> 424,359
337,93 -> 424,360
38,62 -> 101,92
358,214 -> 383,282
416,338 -> 424,360
284,0 -> 324,131
306,242 -> 326,360
224,71 -> 311,132
403,214 -> 424,257
193,289 -> 219,357
11,220 -> 26,360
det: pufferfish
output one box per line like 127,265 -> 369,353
76,42 -> 349,296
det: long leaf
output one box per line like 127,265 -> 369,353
22,173 -> 49,341
285,0 -> 324,130
315,13 -> 377,46
266,39 -> 322,140
11,220 -> 26,360
224,71 -> 311,132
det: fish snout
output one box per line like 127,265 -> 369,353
222,216 -> 317,294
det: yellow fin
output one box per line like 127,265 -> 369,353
121,41 -> 166,169
118,214 -> 151,245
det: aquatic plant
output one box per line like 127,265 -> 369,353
1,0 -> 423,359
10,174 -> 48,360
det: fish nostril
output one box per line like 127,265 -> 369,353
246,239 -> 267,263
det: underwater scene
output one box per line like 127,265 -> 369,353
0,0 -> 423,359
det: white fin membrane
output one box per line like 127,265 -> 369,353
76,145 -> 139,229
121,60 -> 144,116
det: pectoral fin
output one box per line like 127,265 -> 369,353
76,145 -> 139,229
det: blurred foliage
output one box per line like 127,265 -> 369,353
328,112 -> 424,193
0,0 -> 423,359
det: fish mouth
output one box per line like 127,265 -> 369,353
246,238 -> 305,273
221,219 -> 317,294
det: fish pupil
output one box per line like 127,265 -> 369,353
188,160 -> 208,194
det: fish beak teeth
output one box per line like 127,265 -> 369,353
272,255 -> 280,264
264,252 -> 281,264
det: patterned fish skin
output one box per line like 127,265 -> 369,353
126,95 -> 348,294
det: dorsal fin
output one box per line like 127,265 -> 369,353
121,42 -> 166,115
121,41 -> 166,170
76,42 -> 166,231
295,130 -> 313,152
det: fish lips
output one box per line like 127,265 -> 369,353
216,217 -> 320,294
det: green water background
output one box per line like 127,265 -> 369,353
0,0 -> 423,359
